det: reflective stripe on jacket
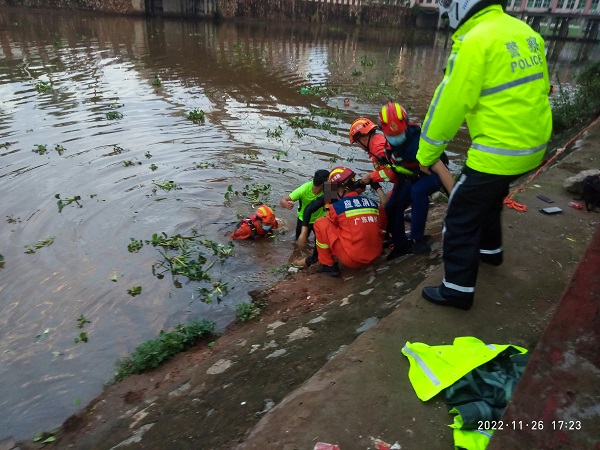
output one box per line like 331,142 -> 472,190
417,6 -> 552,176
401,336 -> 527,401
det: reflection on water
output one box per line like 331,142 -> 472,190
0,6 -> 598,441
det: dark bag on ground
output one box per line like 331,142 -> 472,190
582,174 -> 600,212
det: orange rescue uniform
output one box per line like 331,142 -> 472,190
314,192 -> 386,269
230,217 -> 278,240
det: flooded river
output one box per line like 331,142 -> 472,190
0,6 -> 598,441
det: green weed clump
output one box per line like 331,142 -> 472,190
113,319 -> 216,382
235,302 -> 261,322
552,61 -> 600,134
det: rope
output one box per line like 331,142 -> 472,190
503,115 -> 600,212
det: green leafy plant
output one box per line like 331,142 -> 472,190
127,238 -> 143,253
105,145 -> 123,156
33,144 -> 48,155
145,151 -> 152,158
76,315 -> 90,329
123,160 -> 136,167
193,162 -> 215,169
113,319 -> 216,382
55,194 -> 82,213
151,180 -> 179,192
198,281 -> 229,304
33,430 -> 58,444
352,70 -> 362,76
54,144 -> 66,155
74,332 -> 88,343
127,286 -> 142,297
309,107 -> 346,120
149,163 -> 158,171
235,302 -> 261,322
275,150 -> 288,161
24,237 -> 54,254
106,111 -> 123,120
266,125 -> 283,138
152,76 -> 162,87
35,81 -> 51,93
360,55 -> 375,67
186,109 -> 205,123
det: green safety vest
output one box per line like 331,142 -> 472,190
417,6 -> 552,176
402,337 -> 528,450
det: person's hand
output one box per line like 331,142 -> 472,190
419,163 -> 431,175
360,173 -> 372,185
296,227 -> 309,247
294,256 -> 308,267
279,198 -> 294,210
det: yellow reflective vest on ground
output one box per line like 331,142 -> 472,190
417,5 -> 552,176
401,336 -> 527,401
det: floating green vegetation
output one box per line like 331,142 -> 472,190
102,145 -> 124,157
53,39 -> 64,47
352,70 -> 362,77
360,55 -> 376,67
300,85 -> 339,99
6,215 -> 21,223
186,109 -> 205,123
54,144 -> 66,155
266,125 -> 283,139
33,431 -> 57,444
74,332 -> 88,344
127,238 -> 143,253
287,116 -> 337,135
145,151 -> 152,158
35,81 -> 51,93
233,42 -> 242,49
275,150 -> 288,161
55,194 -> 82,213
235,301 -> 261,322
309,107 -> 346,120
76,315 -> 90,329
294,129 -> 306,138
224,183 -> 272,204
106,111 -> 123,120
127,286 -> 142,297
355,80 -> 400,102
146,231 -> 233,301
24,237 -> 54,254
193,162 -> 215,169
33,144 -> 48,155
152,76 -> 162,87
123,160 -> 136,167
113,318 -> 216,382
0,142 -> 11,149
277,167 -> 289,174
149,163 -> 158,171
151,180 -> 180,193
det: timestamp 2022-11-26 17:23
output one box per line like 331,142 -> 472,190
477,420 -> 582,431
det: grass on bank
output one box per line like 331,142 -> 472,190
113,319 -> 216,382
551,61 -> 600,135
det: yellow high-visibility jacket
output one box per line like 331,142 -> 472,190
417,5 -> 552,175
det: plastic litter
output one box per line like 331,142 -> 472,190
313,443 -> 340,450
568,201 -> 584,210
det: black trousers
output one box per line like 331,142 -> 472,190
441,167 -> 520,297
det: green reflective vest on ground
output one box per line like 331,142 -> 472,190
402,337 -> 528,450
417,5 -> 552,176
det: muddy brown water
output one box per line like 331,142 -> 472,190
0,6 -> 598,441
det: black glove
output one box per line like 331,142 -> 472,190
369,182 -> 381,191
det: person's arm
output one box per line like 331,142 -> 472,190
430,160 -> 455,195
296,226 -> 310,247
301,196 -> 325,227
230,222 -> 251,240
279,195 -> 295,210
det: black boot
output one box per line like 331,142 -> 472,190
317,262 -> 341,277
480,252 -> 503,266
386,240 -> 413,261
422,285 -> 473,310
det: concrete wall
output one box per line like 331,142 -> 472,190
5,0 -> 144,14
3,0 -> 414,27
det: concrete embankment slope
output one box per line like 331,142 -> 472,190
238,121 -> 600,450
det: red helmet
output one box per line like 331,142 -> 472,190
378,102 -> 408,136
328,166 -> 356,186
349,118 -> 377,143
254,205 -> 275,224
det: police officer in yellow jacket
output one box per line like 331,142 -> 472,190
417,0 -> 552,310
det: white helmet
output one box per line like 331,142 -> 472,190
439,0 -> 486,29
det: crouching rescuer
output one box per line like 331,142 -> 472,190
295,166 -> 387,277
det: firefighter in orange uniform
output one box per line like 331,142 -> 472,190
230,205 -> 278,240
296,166 -> 386,277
